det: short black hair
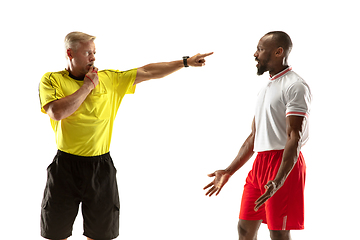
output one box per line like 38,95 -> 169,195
265,31 -> 293,55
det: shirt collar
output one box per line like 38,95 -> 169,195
269,66 -> 292,81
64,68 -> 84,81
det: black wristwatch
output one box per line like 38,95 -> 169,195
183,56 -> 190,67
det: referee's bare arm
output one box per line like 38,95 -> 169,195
43,66 -> 99,121
134,52 -> 213,85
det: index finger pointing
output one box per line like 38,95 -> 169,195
199,52 -> 214,58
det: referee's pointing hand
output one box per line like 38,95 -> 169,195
188,52 -> 214,67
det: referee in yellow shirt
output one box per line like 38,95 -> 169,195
39,31 -> 213,240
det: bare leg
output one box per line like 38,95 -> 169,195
238,219 -> 262,240
269,230 -> 291,240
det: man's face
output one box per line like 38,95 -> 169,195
254,35 -> 275,76
69,40 -> 96,76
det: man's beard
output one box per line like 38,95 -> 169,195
256,55 -> 270,76
257,64 -> 267,76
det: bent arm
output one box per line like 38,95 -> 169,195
273,115 -> 305,188
254,115 -> 306,211
204,117 -> 256,196
225,117 -> 256,176
43,82 -> 93,121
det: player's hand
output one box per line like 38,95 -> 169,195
254,181 -> 278,211
187,52 -> 213,67
84,66 -> 99,90
203,170 -> 231,196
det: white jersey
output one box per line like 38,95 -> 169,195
253,67 -> 312,152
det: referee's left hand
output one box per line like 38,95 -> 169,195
254,181 -> 278,211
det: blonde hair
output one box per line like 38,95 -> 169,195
64,31 -> 96,51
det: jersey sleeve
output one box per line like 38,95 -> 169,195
285,81 -> 312,118
39,72 -> 65,114
114,68 -> 137,95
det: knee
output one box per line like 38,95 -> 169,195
238,225 -> 249,240
238,222 -> 257,240
270,230 -> 291,240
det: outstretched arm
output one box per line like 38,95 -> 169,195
134,52 -> 213,85
204,117 -> 256,196
254,115 -> 305,211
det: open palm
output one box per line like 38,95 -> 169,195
203,170 -> 231,196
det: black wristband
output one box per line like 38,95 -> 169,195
183,56 -> 190,67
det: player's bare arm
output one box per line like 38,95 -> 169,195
204,117 -> 256,196
134,52 -> 213,84
254,115 -> 305,211
43,66 -> 99,121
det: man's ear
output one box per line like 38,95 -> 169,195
275,47 -> 284,57
67,49 -> 73,59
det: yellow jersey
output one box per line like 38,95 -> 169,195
39,69 -> 137,156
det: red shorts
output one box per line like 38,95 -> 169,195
239,150 -> 306,230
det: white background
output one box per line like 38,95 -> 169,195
1,0 -> 359,239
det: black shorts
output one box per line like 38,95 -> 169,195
41,150 -> 120,240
